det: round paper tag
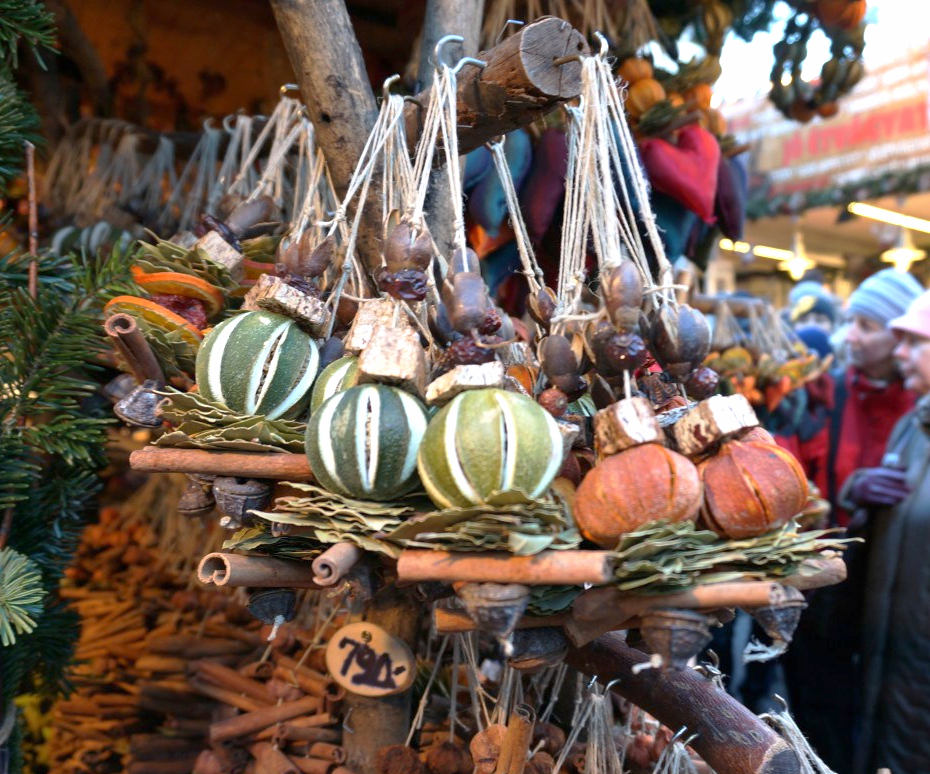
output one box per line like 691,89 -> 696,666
325,621 -> 416,697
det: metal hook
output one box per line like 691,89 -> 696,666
452,56 -> 488,76
586,674 -> 599,690
382,74 -> 401,102
222,114 -> 237,133
435,34 -> 465,68
495,19 -> 524,47
774,693 -> 789,712
280,83 -> 300,96
682,733 -> 699,748
670,726 -> 689,744
603,678 -> 621,693
202,117 -> 216,132
593,31 -> 610,57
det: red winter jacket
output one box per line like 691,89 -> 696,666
776,368 -> 915,526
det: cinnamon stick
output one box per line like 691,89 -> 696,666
191,660 -> 275,704
311,542 -> 363,587
209,695 -> 323,744
130,446 -> 313,481
272,664 -> 329,698
396,550 -> 613,585
192,750 -> 223,774
289,758 -> 334,774
128,760 -> 200,774
198,552 -> 321,589
104,313 -> 165,385
273,724 -> 341,744
146,634 -> 253,658
307,744 -> 346,764
129,734 -> 205,761
189,678 -> 273,713
433,608 -> 568,634
495,704 -> 535,774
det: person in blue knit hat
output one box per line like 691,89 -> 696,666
780,267 -> 923,772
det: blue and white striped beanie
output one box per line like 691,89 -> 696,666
847,268 -> 924,326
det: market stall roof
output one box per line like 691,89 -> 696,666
723,41 -> 930,270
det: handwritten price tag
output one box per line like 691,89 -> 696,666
325,621 -> 415,698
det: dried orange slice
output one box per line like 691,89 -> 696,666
133,271 -> 225,317
104,296 -> 203,346
243,259 -> 277,281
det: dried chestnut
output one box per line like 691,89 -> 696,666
600,260 -> 644,332
442,272 -> 490,334
450,246 -> 481,275
528,286 -> 558,329
383,219 -> 434,273
684,366 -> 720,399
539,334 -> 579,381
538,387 -> 569,417
649,303 -> 711,379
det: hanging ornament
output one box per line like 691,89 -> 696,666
195,311 -> 320,420
305,384 -> 428,501
417,389 -> 563,509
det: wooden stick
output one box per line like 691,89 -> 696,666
433,608 -> 568,634
198,552 -> 321,589
311,542 -> 363,587
396,550 -> 614,585
130,446 -> 313,481
404,17 -> 587,156
566,633 -> 801,774
104,314 -> 166,385
209,695 -> 323,744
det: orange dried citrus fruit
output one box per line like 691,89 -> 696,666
104,296 -> 203,345
133,271 -> 225,317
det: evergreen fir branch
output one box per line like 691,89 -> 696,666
0,549 -> 43,647
0,77 -> 40,191
0,0 -> 55,70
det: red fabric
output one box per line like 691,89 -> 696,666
832,370 -> 915,524
775,370 -> 915,527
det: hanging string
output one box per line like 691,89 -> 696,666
488,138 -> 544,293
405,636 -> 450,746
760,698 -> 838,774
583,685 -> 624,774
651,729 -> 700,774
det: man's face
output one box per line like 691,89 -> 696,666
845,313 -> 897,373
895,331 -> 930,394
795,311 -> 833,333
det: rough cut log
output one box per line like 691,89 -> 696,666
566,633 -> 801,774
404,16 -> 587,155
130,447 -> 313,481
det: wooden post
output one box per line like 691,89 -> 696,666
343,584 -> 422,774
415,0 -> 484,260
565,632 -> 801,774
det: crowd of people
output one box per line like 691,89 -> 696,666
723,267 -> 930,774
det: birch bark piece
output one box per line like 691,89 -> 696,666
671,394 -> 759,456
194,230 -> 244,282
357,325 -> 428,399
426,361 -> 506,406
594,396 -> 663,457
324,621 -> 415,698
243,274 -> 330,336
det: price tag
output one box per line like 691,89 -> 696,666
325,621 -> 416,697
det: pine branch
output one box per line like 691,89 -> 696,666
0,0 -> 55,70
0,77 -> 40,191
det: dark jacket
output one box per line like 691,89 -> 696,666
846,403 -> 930,774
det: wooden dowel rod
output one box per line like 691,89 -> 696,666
104,313 -> 165,385
130,446 -> 313,481
397,550 -> 614,585
198,552 -> 321,589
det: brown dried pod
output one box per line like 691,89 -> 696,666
216,192 -> 244,220
683,366 -> 719,400
276,231 -> 311,276
649,304 -> 711,379
525,752 -> 556,774
538,387 -> 568,417
376,745 -> 426,774
478,307 -> 503,335
532,723 -> 566,758
450,246 -> 481,275
574,444 -> 702,547
336,295 -> 359,329
603,330 -> 648,373
698,440 -> 808,538
378,268 -> 429,301
550,373 -> 587,402
528,287 -> 558,329
443,272 -> 490,334
539,334 -> 579,380
469,724 -> 506,774
600,260 -> 644,332
640,608 -> 713,670
425,740 -> 473,774
304,235 -> 339,278
590,373 -> 617,410
226,195 -> 277,236
384,219 -> 434,273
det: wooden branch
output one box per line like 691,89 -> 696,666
396,549 -> 614,585
46,0 -> 112,115
129,447 -> 313,481
404,16 -> 587,156
433,608 -> 568,634
565,633 -> 801,774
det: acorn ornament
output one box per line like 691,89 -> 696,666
195,311 -> 320,420
417,389 -> 563,509
305,384 -> 429,501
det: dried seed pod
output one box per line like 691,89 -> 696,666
470,724 -> 506,774
640,608 -> 713,670
226,194 -> 277,236
450,245 -> 481,275
600,260 -> 644,332
525,752 -> 556,774
603,330 -> 648,373
538,387 -> 568,417
683,366 -> 720,400
304,235 -> 338,278
649,304 -> 711,379
539,334 -> 578,381
277,231 -> 312,277
376,745 -> 426,774
550,373 -> 587,402
383,219 -> 434,272
699,440 -> 808,538
336,295 -> 359,329
378,268 -> 429,301
442,272 -> 490,333
590,373 -> 617,410
425,740 -> 473,774
478,307 -> 502,335
532,723 -> 566,758
528,287 -> 558,329
201,213 -> 241,252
